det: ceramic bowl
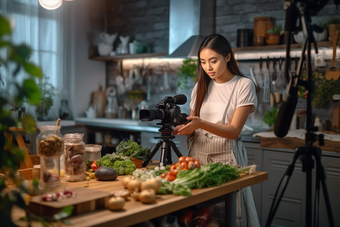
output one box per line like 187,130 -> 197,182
253,37 -> 265,46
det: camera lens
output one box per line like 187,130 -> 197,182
140,109 -> 165,121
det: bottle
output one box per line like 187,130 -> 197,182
64,133 -> 86,182
36,125 -> 64,189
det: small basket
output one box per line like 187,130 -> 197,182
131,157 -> 143,168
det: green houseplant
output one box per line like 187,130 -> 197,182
266,25 -> 283,45
0,15 -> 72,226
36,77 -> 56,121
262,107 -> 279,127
177,59 -> 197,89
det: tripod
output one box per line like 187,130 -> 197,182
266,2 -> 335,227
142,125 -> 183,167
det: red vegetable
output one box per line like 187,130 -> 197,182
180,162 -> 188,170
170,169 -> 179,176
188,161 -> 196,170
194,207 -> 211,222
178,208 -> 193,226
91,162 -> 98,171
166,175 -> 176,182
179,156 -> 186,163
185,157 -> 194,163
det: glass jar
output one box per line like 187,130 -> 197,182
85,144 -> 102,171
36,125 -> 64,189
64,133 -> 86,182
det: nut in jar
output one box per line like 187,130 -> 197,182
38,135 -> 64,156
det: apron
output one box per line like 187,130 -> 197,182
187,77 -> 260,227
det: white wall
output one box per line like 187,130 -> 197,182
65,0 -> 106,118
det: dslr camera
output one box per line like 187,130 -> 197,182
139,94 -> 189,127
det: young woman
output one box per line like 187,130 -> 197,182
173,34 -> 260,227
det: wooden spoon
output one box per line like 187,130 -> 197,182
55,118 -> 60,134
325,31 -> 339,80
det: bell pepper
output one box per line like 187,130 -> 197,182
91,162 -> 98,172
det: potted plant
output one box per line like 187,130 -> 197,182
177,59 -> 197,89
265,25 -> 283,45
36,77 -> 56,121
262,107 -> 279,129
314,21 -> 328,42
328,17 -> 340,41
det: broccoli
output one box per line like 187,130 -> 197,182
113,160 -> 136,175
101,156 -> 115,169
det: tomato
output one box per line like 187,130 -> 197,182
180,162 -> 188,170
165,171 -> 171,176
188,161 -> 196,170
166,175 -> 176,181
194,207 -> 211,222
170,169 -> 179,176
178,208 -> 193,226
192,157 -> 198,162
194,160 -> 201,169
160,173 -> 166,178
170,165 -> 177,171
178,156 -> 186,163
185,157 -> 194,162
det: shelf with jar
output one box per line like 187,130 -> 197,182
89,46 -> 168,62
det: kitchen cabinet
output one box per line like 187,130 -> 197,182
243,142 -> 340,227
141,131 -> 189,163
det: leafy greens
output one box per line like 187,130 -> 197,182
116,140 -> 151,162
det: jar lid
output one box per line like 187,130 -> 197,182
85,144 -> 102,152
33,165 -> 40,169
64,133 -> 84,139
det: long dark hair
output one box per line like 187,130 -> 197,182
194,34 -> 244,116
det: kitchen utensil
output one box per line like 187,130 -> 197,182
29,187 -> 111,216
254,17 -> 273,38
105,86 -> 118,118
263,58 -> 270,102
85,105 -> 97,118
119,36 -> 130,54
258,57 -> 264,88
253,36 -> 265,46
249,65 -> 258,90
237,29 -> 253,47
325,31 -> 340,80
276,57 -> 286,88
98,42 -> 112,56
99,32 -> 118,45
272,57 -> 276,91
91,86 -> 107,118
332,103 -> 340,133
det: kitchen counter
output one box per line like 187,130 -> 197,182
75,117 -> 262,143
13,171 -> 268,227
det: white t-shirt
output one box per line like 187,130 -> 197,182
190,75 -> 257,124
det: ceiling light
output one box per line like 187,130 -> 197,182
39,0 -> 63,10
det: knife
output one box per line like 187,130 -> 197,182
272,57 -> 276,91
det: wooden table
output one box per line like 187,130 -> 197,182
13,171 -> 267,227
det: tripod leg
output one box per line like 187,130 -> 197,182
142,140 -> 163,167
159,141 -> 168,167
166,141 -> 173,165
314,148 -> 335,227
265,147 -> 301,227
169,140 -> 183,158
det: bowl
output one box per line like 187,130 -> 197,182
265,33 -> 280,45
253,37 -> 265,46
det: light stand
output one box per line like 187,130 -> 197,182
142,124 -> 183,167
266,2 -> 335,227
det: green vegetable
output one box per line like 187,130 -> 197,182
155,166 -> 170,176
177,59 -> 197,89
116,140 -> 151,162
158,181 -> 192,196
262,107 -> 279,127
85,160 -> 93,171
101,156 -> 115,169
113,160 -> 136,175
173,163 -> 240,189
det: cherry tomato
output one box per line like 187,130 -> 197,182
160,173 -> 166,178
188,161 -> 196,170
166,175 -> 176,182
192,157 -> 198,162
175,162 -> 180,167
194,160 -> 201,169
170,165 -> 177,171
179,156 -> 186,163
180,162 -> 188,170
185,157 -> 194,162
170,169 -> 179,176
165,171 -> 171,176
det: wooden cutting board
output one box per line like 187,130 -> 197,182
254,17 -> 273,38
332,103 -> 340,133
29,187 -> 112,217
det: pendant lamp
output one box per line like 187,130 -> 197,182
39,0 -> 63,10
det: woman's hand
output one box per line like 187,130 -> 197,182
177,116 -> 203,135
172,124 -> 184,135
